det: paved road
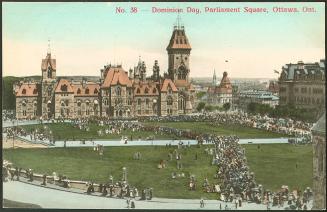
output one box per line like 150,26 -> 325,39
4,180 -> 290,210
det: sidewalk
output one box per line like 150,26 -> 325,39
3,179 -> 306,210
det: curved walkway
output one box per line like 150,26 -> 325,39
3,180 -> 294,210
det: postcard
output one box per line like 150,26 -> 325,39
2,1 -> 326,210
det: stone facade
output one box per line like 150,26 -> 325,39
278,60 -> 325,109
311,112 -> 326,210
14,24 -> 196,119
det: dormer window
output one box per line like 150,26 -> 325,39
22,89 -> 26,94
136,88 -> 141,94
94,88 -> 98,94
61,84 -> 67,92
153,88 -> 157,93
77,88 -> 81,94
33,89 -> 37,94
144,87 -> 149,94
85,88 -> 89,94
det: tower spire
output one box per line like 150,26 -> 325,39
213,69 -> 217,86
47,38 -> 51,55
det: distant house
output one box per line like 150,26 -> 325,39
238,90 -> 279,110
207,71 -> 233,106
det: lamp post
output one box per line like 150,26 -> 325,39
122,167 -> 127,182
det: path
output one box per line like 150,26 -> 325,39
4,180 -> 297,210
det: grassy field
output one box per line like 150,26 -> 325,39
20,123 -> 185,141
244,144 -> 313,191
20,121 -> 288,141
142,121 -> 289,139
3,144 -> 312,199
3,145 -> 217,199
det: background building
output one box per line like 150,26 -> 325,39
278,59 -> 325,110
207,71 -> 233,106
238,90 -> 279,111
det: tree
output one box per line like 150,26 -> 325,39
196,102 -> 206,112
247,102 -> 257,113
223,102 -> 231,111
204,105 -> 214,112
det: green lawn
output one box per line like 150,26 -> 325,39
244,144 -> 313,191
3,144 -> 312,199
3,145 -> 217,199
20,123 -> 185,141
142,121 -> 288,139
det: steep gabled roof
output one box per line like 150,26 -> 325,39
16,83 -> 39,97
166,28 -> 191,50
73,83 -> 100,96
102,66 -> 132,88
55,79 -> 74,93
161,79 -> 178,92
134,82 -> 159,96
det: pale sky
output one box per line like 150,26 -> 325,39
2,2 -> 325,79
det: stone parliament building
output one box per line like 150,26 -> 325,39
14,24 -> 196,119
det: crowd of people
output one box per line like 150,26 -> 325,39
143,112 -> 313,142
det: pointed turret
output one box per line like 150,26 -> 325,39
213,69 -> 217,86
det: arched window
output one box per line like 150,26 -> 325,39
128,99 -> 132,105
153,88 -> 157,93
178,67 -> 187,80
146,98 -> 150,105
145,87 -> 149,94
168,86 -> 172,94
22,89 -> 26,95
47,67 -> 52,78
104,98 -> 108,106
136,88 -> 141,94
77,88 -> 81,94
167,96 -> 173,105
116,87 -> 121,96
137,99 -> 141,105
85,88 -> 89,94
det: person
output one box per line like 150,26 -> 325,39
200,198 -> 204,208
126,198 -> 130,208
219,203 -> 222,210
102,186 -> 108,196
28,169 -> 34,182
149,188 -> 153,200
131,200 -> 135,209
41,174 -> 47,186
